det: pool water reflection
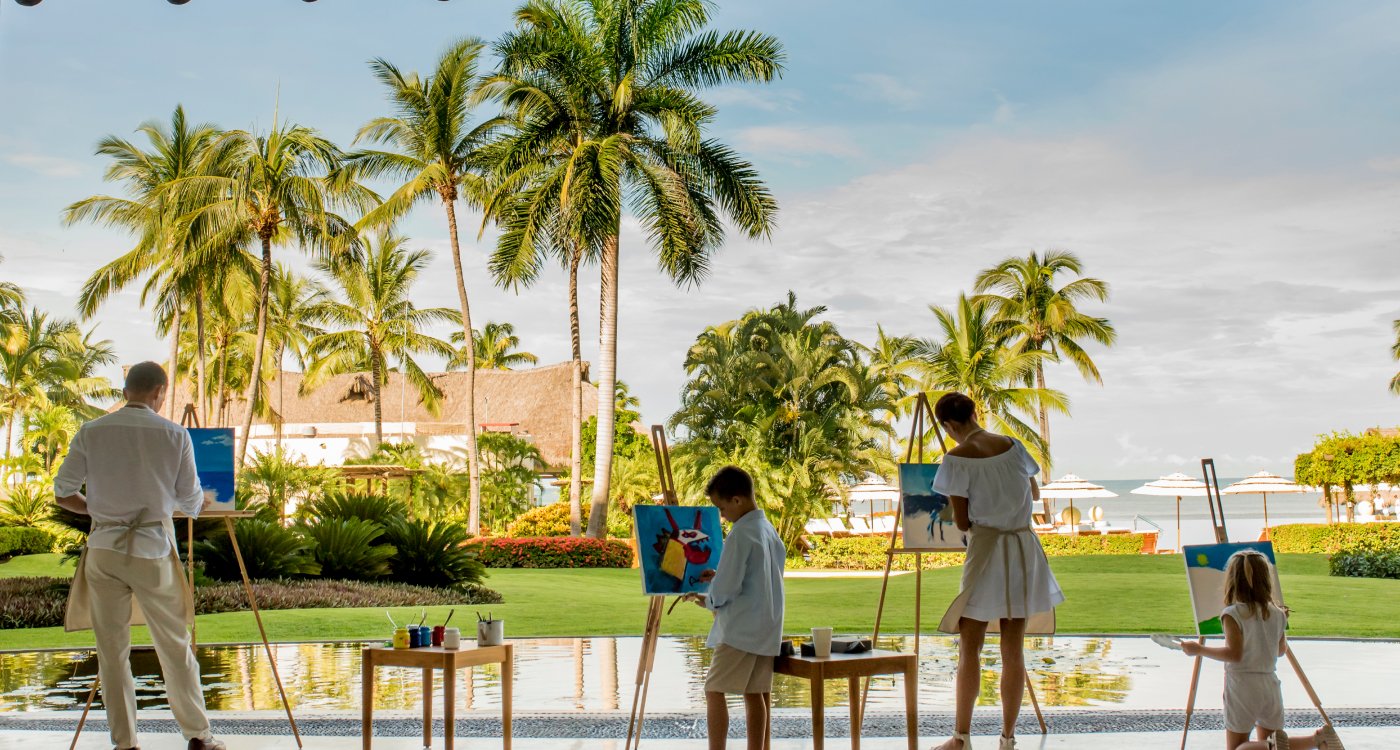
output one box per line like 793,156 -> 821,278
0,636 -> 1395,713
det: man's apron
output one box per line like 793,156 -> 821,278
937,524 -> 1057,635
64,513 -> 195,633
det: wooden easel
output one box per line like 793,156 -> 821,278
1180,458 -> 1335,750
862,393 -> 1047,736
624,424 -> 680,750
70,404 -> 303,750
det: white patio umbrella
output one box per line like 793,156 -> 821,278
1222,471 -> 1306,539
845,475 -> 900,519
1038,474 -> 1119,533
1130,472 -> 1208,553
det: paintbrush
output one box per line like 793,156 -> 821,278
386,611 -> 398,629
442,609 -> 455,628
418,609 -> 427,627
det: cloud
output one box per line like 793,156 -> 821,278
4,153 -> 83,178
705,87 -> 802,113
201,434 -> 235,447
732,125 -> 862,159
845,73 -> 923,109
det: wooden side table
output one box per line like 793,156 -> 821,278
773,649 -> 918,750
361,644 -> 513,750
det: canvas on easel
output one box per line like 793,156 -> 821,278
1178,458 -> 1338,750
897,462 -> 965,551
188,427 -> 237,511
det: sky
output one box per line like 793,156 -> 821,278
1,0 -> 1398,480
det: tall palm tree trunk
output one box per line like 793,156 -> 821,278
443,196 -> 483,534
567,244 -> 584,537
1035,360 -> 1051,484
238,238 -> 274,469
195,281 -> 209,426
276,347 -> 285,451
586,234 -> 620,539
166,296 -> 181,419
371,351 -> 384,446
217,335 -> 230,427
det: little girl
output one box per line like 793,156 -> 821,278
1181,549 -> 1342,750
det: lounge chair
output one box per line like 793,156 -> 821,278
848,517 -> 875,536
804,518 -> 832,537
826,517 -> 852,537
873,516 -> 896,535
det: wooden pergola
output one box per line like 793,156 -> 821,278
336,465 -> 424,503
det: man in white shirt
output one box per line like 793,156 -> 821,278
687,466 -> 786,750
53,362 -> 225,750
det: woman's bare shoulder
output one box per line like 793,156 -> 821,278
948,434 -> 1015,459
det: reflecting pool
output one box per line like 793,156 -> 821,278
1,636 -> 1394,713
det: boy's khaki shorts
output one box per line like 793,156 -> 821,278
705,644 -> 774,694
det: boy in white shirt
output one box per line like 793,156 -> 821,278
688,466 -> 786,750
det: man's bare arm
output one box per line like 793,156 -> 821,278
55,494 -> 89,515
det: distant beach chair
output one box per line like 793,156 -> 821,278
848,517 -> 875,536
826,517 -> 852,537
804,518 -> 832,537
873,516 -> 896,535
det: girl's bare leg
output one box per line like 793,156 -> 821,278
998,617 -> 1027,739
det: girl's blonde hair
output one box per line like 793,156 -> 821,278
1224,550 -> 1275,619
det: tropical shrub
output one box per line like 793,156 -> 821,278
195,519 -> 320,581
1330,547 -> 1400,580
793,536 -> 963,571
1270,523 -> 1400,554
0,483 -> 54,527
240,449 -> 339,522
1039,533 -> 1149,556
384,519 -> 485,589
0,577 -> 69,629
478,431 -> 545,529
0,526 -> 55,558
300,518 -> 396,581
0,577 -> 500,630
506,501 -> 632,538
300,490 -> 408,527
474,537 -> 633,568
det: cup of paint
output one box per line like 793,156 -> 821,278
393,627 -> 410,650
410,626 -> 424,648
443,627 -> 461,650
432,626 -> 445,647
477,619 -> 505,647
811,627 -> 833,658
418,625 -> 432,647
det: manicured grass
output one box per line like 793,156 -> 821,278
1,553 -> 1396,650
0,552 -> 72,578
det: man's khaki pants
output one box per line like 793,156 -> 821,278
86,547 -> 212,749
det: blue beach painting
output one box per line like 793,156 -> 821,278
1183,541 -> 1283,635
898,462 -> 965,551
188,428 -> 236,511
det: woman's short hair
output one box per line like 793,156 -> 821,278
934,392 -> 976,424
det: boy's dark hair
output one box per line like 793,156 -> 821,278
706,465 -> 754,501
124,361 -> 169,394
934,392 -> 976,424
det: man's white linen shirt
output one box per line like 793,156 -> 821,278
53,404 -> 205,558
704,509 -> 786,656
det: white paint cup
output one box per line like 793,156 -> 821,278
811,627 -> 833,658
443,627 -> 461,650
477,620 -> 505,647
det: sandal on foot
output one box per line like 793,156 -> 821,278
1317,725 -> 1345,749
999,735 -> 1017,749
935,732 -> 971,750
1268,729 -> 1290,750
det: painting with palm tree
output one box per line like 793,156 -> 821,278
898,462 -> 964,551
189,427 -> 236,510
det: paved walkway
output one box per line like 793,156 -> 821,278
1,728 -> 1396,749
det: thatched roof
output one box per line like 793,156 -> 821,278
164,362 -> 599,469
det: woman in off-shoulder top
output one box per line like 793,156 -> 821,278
928,393 -> 1065,750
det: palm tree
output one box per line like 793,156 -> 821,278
267,265 -> 326,445
973,250 -> 1114,478
0,254 -> 24,344
183,119 -> 373,467
449,321 -> 538,371
22,403 -> 79,473
909,294 -> 1067,467
1391,319 -> 1400,395
495,0 -> 783,537
302,233 -> 460,446
349,39 -> 493,533
63,106 -> 222,419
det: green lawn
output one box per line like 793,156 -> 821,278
1,553 -> 1396,650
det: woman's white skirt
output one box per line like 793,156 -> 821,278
938,525 -> 1064,634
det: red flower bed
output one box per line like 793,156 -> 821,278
472,537 -> 634,569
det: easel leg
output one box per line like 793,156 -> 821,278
1181,640 -> 1205,750
1284,645 -> 1333,727
69,673 -> 99,750
859,543 -> 900,727
225,516 -> 303,748
188,516 -> 197,651
626,596 -> 664,750
1024,674 -> 1046,734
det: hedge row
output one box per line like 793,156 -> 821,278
1329,548 -> 1400,580
0,527 -> 55,559
0,577 -> 501,630
791,532 -> 1152,571
1270,523 -> 1400,554
472,537 -> 634,569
